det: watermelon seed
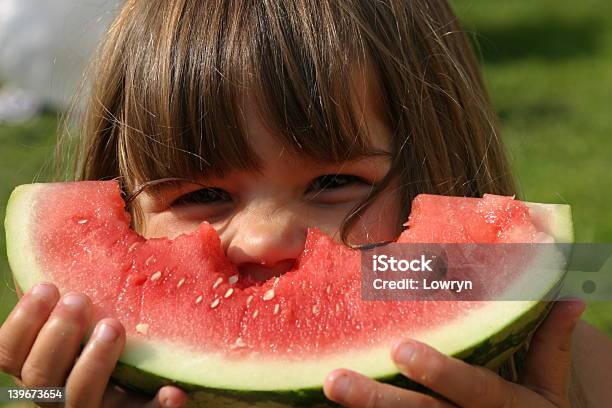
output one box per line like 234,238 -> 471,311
212,277 -> 223,289
177,278 -> 186,288
136,323 -> 149,335
128,242 -> 138,253
262,288 -> 275,301
273,304 -> 280,315
150,271 -> 162,282
145,255 -> 155,266
335,304 -> 340,313
224,288 -> 234,298
228,274 -> 239,285
326,285 -> 331,295
210,298 -> 220,309
252,309 -> 259,318
77,219 -> 88,224
312,305 -> 320,315
246,295 -> 254,305
195,295 -> 203,304
273,277 -> 280,287
230,337 -> 246,349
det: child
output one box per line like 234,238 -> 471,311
1,0 -> 610,406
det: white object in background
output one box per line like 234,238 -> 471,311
0,86 -> 41,123
0,0 -> 120,118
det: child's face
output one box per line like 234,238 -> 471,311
135,74 -> 401,281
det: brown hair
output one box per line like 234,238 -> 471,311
59,0 -> 516,241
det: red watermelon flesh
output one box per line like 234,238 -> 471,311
5,181 -> 573,402
16,182 -> 550,357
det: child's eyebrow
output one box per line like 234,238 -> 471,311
358,148 -> 393,159
329,149 -> 394,168
315,149 -> 393,167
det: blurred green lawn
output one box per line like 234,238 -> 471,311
0,0 -> 610,391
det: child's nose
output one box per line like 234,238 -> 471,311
222,207 -> 306,279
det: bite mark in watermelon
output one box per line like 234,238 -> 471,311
4,181 -> 573,407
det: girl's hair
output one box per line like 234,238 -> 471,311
60,0 -> 516,241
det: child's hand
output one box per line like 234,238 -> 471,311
324,300 -> 585,408
0,283 -> 188,407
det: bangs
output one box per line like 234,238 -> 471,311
112,0 -> 385,192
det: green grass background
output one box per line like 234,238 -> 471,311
0,0 -> 610,392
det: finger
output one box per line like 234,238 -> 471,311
522,299 -> 585,402
143,386 -> 189,408
392,339 -> 518,408
102,383 -> 188,408
0,283 -> 59,377
324,368 -> 456,408
65,318 -> 125,408
21,292 -> 92,387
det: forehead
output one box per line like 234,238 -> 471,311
241,61 -> 392,164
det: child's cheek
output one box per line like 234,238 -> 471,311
345,188 -> 403,245
139,212 -> 201,240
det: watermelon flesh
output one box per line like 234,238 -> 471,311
4,181 -> 572,404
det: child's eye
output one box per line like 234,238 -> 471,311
171,188 -> 231,206
306,174 -> 366,193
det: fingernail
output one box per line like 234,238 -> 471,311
161,393 -> 185,408
31,283 -> 55,301
62,293 -> 88,309
395,341 -> 417,365
331,374 -> 351,398
162,399 -> 177,408
559,297 -> 586,315
163,399 -> 180,408
96,322 -> 118,343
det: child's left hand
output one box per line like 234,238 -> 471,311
324,300 -> 585,407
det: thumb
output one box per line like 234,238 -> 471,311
521,299 -> 585,402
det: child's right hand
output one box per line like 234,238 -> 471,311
0,283 -> 188,407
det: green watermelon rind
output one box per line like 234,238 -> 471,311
4,184 -> 573,407
110,299 -> 552,407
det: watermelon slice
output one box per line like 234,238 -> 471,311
4,181 -> 572,406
